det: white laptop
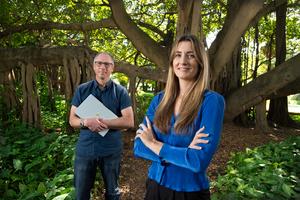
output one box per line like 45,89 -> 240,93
75,94 -> 118,137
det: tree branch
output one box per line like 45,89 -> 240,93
108,0 -> 169,69
249,0 -> 288,28
137,21 -> 167,39
0,19 -> 116,38
0,47 -> 167,82
209,0 -> 264,80
225,53 -> 300,121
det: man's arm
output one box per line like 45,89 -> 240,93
102,106 -> 134,130
69,105 -> 81,128
69,105 -> 108,131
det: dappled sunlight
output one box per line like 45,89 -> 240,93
120,185 -> 131,194
268,133 -> 281,141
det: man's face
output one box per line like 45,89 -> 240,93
93,54 -> 114,83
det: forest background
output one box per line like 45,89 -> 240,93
0,0 -> 299,199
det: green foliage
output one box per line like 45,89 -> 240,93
239,3 -> 300,86
112,73 -> 129,87
0,122 -> 76,200
41,94 -> 67,131
136,91 -> 154,123
290,114 -> 300,123
211,136 -> 300,200
202,0 -> 227,36
289,94 -> 300,105
35,71 -> 68,130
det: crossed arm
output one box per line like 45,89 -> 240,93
136,116 -> 208,155
134,93 -> 225,172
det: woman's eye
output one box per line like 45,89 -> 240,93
187,54 -> 195,59
175,53 -> 181,58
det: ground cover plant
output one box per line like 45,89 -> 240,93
211,136 -> 300,200
0,123 -> 76,200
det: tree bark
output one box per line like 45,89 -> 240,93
129,76 -> 138,127
267,1 -> 294,127
43,66 -> 56,112
209,0 -> 264,81
253,23 -> 270,131
225,54 -> 300,121
176,0 -> 202,36
213,42 -> 242,95
63,57 -> 81,133
0,19 -> 116,38
21,62 -> 41,128
108,0 -> 169,69
0,70 -> 20,124
1,47 -> 299,123
255,100 -> 270,132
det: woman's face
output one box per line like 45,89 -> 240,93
172,41 -> 199,82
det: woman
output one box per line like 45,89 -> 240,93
134,34 -> 225,200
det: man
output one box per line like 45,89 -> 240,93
69,52 -> 134,200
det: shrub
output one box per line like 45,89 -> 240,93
211,136 -> 300,200
136,91 -> 154,123
0,123 -> 76,199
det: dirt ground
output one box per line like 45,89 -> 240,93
98,123 -> 300,200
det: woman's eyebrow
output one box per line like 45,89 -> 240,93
175,50 -> 194,54
186,51 -> 194,54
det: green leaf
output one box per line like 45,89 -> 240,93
1,168 -> 11,178
19,183 -> 27,193
15,140 -> 27,144
282,183 -> 293,198
24,159 -> 43,172
6,189 -> 17,197
13,159 -> 22,171
37,182 -> 46,193
52,193 -> 69,200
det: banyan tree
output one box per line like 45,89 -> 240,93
0,0 -> 299,131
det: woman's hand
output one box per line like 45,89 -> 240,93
189,126 -> 209,150
135,116 -> 163,155
135,116 -> 155,143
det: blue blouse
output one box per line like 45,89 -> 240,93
134,90 -> 225,192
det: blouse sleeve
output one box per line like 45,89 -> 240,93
133,94 -> 162,163
159,93 -> 225,173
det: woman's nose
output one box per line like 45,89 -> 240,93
179,54 -> 188,64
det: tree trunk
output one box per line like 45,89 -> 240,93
0,70 -> 20,124
268,97 -> 290,126
129,76 -> 138,127
267,1 -> 294,127
253,23 -> 269,131
225,53 -> 300,121
63,57 -> 81,133
176,0 -> 202,36
21,62 -> 41,128
44,66 -> 56,112
214,41 -> 242,95
255,100 -> 270,132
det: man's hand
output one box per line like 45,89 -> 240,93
189,126 -> 209,150
84,118 -> 108,132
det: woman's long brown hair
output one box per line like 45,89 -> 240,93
153,34 -> 210,134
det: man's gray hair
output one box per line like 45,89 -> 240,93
93,52 -> 115,65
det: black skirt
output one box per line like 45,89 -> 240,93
144,179 -> 211,200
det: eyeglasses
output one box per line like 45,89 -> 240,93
94,61 -> 113,68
